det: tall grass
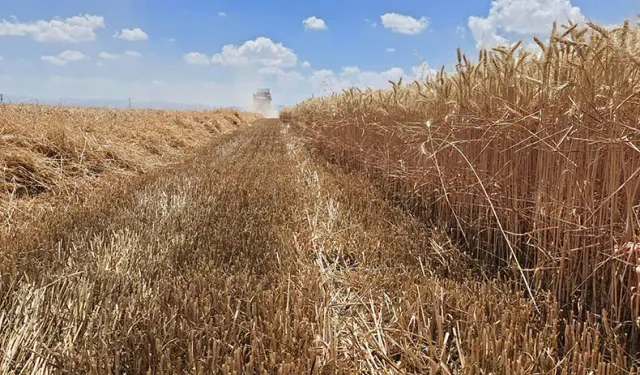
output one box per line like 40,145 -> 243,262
283,20 -> 640,351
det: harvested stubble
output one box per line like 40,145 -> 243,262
0,103 -> 260,229
282,20 -> 640,366
0,118 -> 633,374
0,121 -> 320,373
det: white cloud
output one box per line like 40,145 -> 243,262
310,69 -> 348,94
311,64 -> 434,95
381,13 -> 429,35
184,52 -> 211,65
0,14 -> 105,43
58,50 -> 87,61
468,17 -> 508,48
412,62 -> 437,80
211,37 -> 297,67
468,0 -> 585,48
603,23 -> 622,30
218,12 -> 227,17
99,50 -> 143,60
99,51 -> 121,60
365,18 -> 378,28
258,67 -> 306,85
302,16 -> 327,31
386,47 -> 396,53
98,51 -> 142,60
456,25 -> 467,38
41,56 -> 67,66
359,67 -> 406,86
257,67 -> 281,75
341,66 -> 360,76
113,27 -> 148,41
302,61 -> 311,68
41,50 -> 88,66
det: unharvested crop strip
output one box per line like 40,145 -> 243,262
282,20 -> 640,367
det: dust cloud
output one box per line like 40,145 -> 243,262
231,72 -> 281,119
260,107 -> 280,118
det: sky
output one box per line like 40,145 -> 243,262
0,0 -> 638,109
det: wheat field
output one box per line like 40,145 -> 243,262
0,104 -> 260,231
1,19 -> 640,374
282,20 -> 640,372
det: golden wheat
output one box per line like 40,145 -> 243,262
283,20 -> 640,369
0,103 -> 260,230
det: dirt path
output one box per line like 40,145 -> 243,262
0,120 -> 606,374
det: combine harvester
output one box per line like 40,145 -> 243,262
252,88 -> 275,117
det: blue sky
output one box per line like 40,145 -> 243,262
0,0 -> 638,108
